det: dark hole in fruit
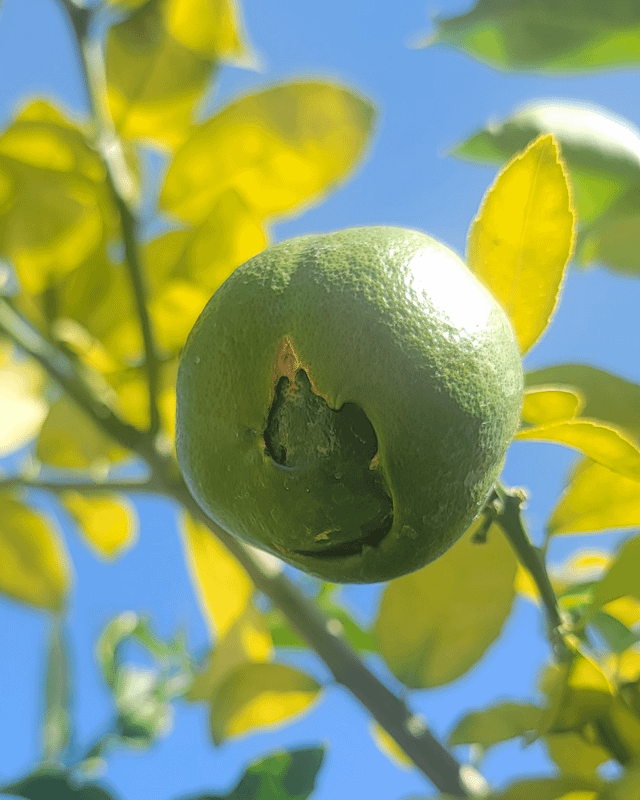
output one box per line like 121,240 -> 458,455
263,368 -> 394,554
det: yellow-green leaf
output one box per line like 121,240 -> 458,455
491,777 -> 599,800
374,520 -> 517,688
369,721 -> 414,770
61,491 -> 137,559
187,603 -> 273,703
208,662 -> 320,745
36,395 -> 128,469
181,513 -> 253,640
164,0 -> 250,61
145,188 -> 267,294
0,344 -> 47,455
549,459 -> 640,535
544,732 -> 611,779
160,81 -> 375,224
516,419 -> 640,482
467,134 -> 574,355
526,364 -> 640,441
106,1 -> 213,149
592,535 -> 640,607
540,650 -> 613,735
448,702 -> 542,748
0,101 -> 114,295
0,494 -> 70,611
521,387 -> 583,426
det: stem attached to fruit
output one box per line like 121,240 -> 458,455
493,484 -> 570,661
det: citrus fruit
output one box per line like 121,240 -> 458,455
176,226 -> 523,583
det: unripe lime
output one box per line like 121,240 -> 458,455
176,227 -> 523,583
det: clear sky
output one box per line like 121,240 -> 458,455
1,1 -> 639,799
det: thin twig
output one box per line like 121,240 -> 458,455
59,0 -> 162,437
0,476 -> 156,495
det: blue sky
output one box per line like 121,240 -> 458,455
1,1 -> 639,798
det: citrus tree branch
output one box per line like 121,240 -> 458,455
0,295 -> 477,796
493,483 -> 570,661
58,0 -> 162,437
0,476 -> 156,495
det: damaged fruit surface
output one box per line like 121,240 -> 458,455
176,226 -> 523,583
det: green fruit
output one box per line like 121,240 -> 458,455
176,227 -> 523,583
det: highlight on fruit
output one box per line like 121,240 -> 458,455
175,226 -> 524,583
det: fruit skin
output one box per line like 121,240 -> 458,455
176,227 -> 523,583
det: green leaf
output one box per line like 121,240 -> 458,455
516,419 -> 640,482
36,395 -> 128,469
589,609 -> 640,654
106,0 -> 251,149
0,493 -> 69,611
208,662 -> 321,745
178,746 -> 325,800
374,520 -> 517,688
549,459 -> 640,535
423,0 -> 640,71
2,770 -> 116,800
467,135 -> 574,355
448,702 -> 542,748
43,619 -> 70,764
593,534 -> 640,607
160,81 -> 375,224
0,101 -> 115,295
578,185 -> 640,276
62,492 -> 137,559
455,101 -> 640,222
97,611 -> 140,689
526,364 -> 640,441
521,387 -> 583,426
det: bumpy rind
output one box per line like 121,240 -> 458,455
176,227 -> 523,583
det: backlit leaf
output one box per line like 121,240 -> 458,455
516,420 -> 640,482
424,0 -> 640,71
145,188 -> 267,293
106,0 -> 250,149
526,365 -> 640,441
592,534 -> 640,607
160,81 -> 375,224
36,394 -> 128,468
0,493 -> 69,611
208,662 -> 320,745
448,702 -> 542,748
521,387 -> 582,426
0,101 -> 114,294
454,101 -> 640,225
181,513 -> 253,640
0,343 -> 47,455
61,491 -> 137,559
374,520 -> 517,688
589,610 -> 640,654
187,603 -> 273,702
578,187 -> 640,276
467,135 -> 574,355
370,721 -> 414,770
549,459 -> 640,535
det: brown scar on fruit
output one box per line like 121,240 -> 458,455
271,336 -> 324,398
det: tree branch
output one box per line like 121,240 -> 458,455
58,0 -> 162,437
